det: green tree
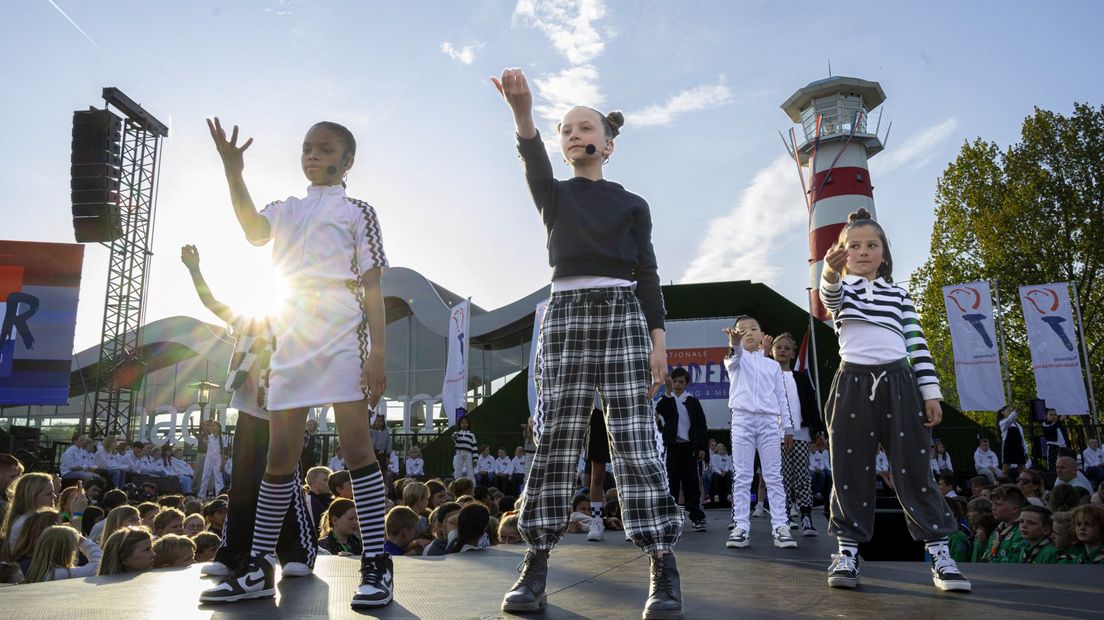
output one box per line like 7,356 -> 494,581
912,103 -> 1103,431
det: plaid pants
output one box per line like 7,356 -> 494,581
520,287 -> 682,553
782,438 -> 813,511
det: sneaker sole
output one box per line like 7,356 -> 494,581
802,530 -> 819,537
199,588 -> 275,603
501,592 -> 547,612
725,540 -> 750,549
642,605 -> 684,620
934,578 -> 972,592
827,576 -> 859,589
773,539 -> 798,549
351,591 -> 394,608
587,533 -> 604,541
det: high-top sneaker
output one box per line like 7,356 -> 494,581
352,553 -> 394,608
643,551 -> 683,620
827,551 -> 860,589
930,548 -> 972,592
801,514 -> 818,537
501,548 -> 549,612
199,553 -> 275,603
587,514 -> 605,541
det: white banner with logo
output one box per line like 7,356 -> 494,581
1018,283 -> 1089,414
441,299 -> 470,426
942,281 -> 1005,411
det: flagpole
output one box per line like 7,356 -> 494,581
806,287 -> 823,410
1070,281 -> 1100,443
991,279 -> 1013,406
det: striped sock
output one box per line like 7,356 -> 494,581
925,538 -> 949,556
837,538 -> 859,557
350,462 -> 386,557
251,472 -> 297,556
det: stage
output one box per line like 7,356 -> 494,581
3,510 -> 1098,619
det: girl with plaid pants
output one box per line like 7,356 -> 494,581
493,67 -> 684,620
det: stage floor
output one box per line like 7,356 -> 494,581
3,510 -> 1099,619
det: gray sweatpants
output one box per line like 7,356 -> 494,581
826,359 -> 955,543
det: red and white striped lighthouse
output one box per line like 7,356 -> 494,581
781,77 -> 887,320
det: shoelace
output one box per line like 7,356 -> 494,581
651,555 -> 672,594
830,553 -> 856,572
360,556 -> 387,586
932,550 -> 959,574
515,551 -> 544,588
223,554 -> 264,583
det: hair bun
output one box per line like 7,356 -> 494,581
848,207 -> 872,223
605,111 -> 624,137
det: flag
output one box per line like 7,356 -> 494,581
441,299 -> 470,426
794,329 -> 810,373
1018,283 -> 1089,414
942,281 -> 1005,411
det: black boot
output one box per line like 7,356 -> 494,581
501,548 -> 549,612
643,551 -> 683,619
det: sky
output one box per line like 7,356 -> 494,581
1,0 -> 1102,352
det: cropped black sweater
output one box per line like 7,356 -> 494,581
517,132 -> 666,331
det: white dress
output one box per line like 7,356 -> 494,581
259,185 -> 388,410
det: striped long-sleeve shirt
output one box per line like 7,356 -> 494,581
453,430 -> 477,454
819,274 -> 942,401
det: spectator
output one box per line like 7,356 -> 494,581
973,438 -> 1001,486
400,482 -> 430,538
968,476 -> 991,500
98,505 -> 140,546
383,506 -> 420,556
1054,456 -> 1093,493
192,531 -> 220,563
1083,437 -> 1103,491
299,418 -> 321,472
1068,504 -> 1104,564
94,438 -> 126,489
476,446 -> 496,487
930,442 -> 954,478
137,502 -> 160,530
1041,409 -> 1068,471
1017,505 -> 1057,564
938,473 -> 959,498
305,465 -> 334,536
498,513 -> 522,544
168,446 -> 195,493
120,441 -> 146,476
449,477 -> 474,501
708,443 -> 734,506
153,507 -> 186,538
8,509 -> 62,571
996,405 -> 1029,477
1047,484 -> 1083,512
405,447 -> 426,482
1,472 -> 55,557
982,485 -> 1026,563
566,496 -> 592,533
388,452 -> 400,485
423,502 -> 461,557
809,436 -> 831,513
183,497 -> 203,517
446,503 -> 489,553
183,513 -> 205,537
966,497 -> 996,563
509,447 -> 526,495
98,525 -> 155,575
328,470 -> 353,500
426,479 -> 450,510
0,454 -> 24,518
1016,469 -> 1047,507
318,498 -> 362,557
60,434 -> 101,486
201,499 -> 227,535
79,505 -> 104,538
945,496 -> 971,562
485,515 -> 501,546
23,525 -> 102,582
158,494 -> 186,511
494,448 -> 513,492
329,443 -> 347,472
152,534 -> 197,568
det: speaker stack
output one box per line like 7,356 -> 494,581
71,108 -> 124,243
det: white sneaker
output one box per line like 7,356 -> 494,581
200,561 -> 232,577
281,561 -> 313,577
726,527 -> 750,548
827,552 -> 860,588
752,505 -> 766,518
772,525 -> 797,549
587,516 -> 605,541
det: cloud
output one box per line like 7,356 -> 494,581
681,156 -> 808,285
871,117 -> 959,175
630,78 -> 733,127
440,41 -> 482,65
513,0 -> 608,65
532,64 -> 604,122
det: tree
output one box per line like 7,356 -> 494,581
912,103 -> 1103,430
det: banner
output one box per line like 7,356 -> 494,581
441,299 -> 470,426
1019,283 -> 1089,414
0,240 -> 85,405
664,318 -> 739,428
942,281 -> 1005,411
526,297 -> 550,420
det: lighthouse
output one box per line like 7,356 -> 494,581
781,76 -> 887,319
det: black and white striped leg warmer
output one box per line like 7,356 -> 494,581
251,472 -> 296,556
351,462 -> 386,557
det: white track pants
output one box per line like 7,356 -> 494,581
730,412 -> 788,532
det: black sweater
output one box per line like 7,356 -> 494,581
517,132 -> 666,331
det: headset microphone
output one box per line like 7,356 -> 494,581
585,144 -> 597,155
326,165 -> 338,175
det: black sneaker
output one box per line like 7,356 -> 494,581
352,553 -> 394,608
930,549 -> 972,592
199,553 -> 275,603
691,519 -> 707,532
801,515 -> 818,537
827,552 -> 860,589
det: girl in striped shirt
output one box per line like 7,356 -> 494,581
819,208 -> 970,593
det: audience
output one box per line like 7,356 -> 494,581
1068,505 -> 1104,564
974,438 -> 1001,486
23,525 -> 102,582
98,526 -> 155,575
192,531 -> 220,563
983,484 -> 1026,563
423,502 -> 462,557
318,498 -> 362,557
383,506 -> 421,556
152,534 -> 196,568
1054,456 -> 1093,493
446,503 -> 490,553
1017,505 -> 1057,564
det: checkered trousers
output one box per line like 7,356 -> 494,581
519,287 -> 683,553
783,439 -> 813,511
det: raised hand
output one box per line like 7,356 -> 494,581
490,68 -> 533,116
762,334 -> 775,355
207,117 -> 254,177
722,327 -> 742,346
180,244 -> 200,271
823,244 -> 849,277
71,481 -> 89,514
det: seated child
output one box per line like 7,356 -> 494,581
317,498 -> 361,557
193,531 -> 221,563
152,507 -> 185,538
98,526 -> 155,575
152,534 -> 197,568
983,484 -> 1026,563
1067,504 -> 1104,564
328,470 -> 354,500
445,503 -> 490,553
498,513 -> 522,544
423,502 -> 462,557
566,496 -> 592,533
1017,505 -> 1057,564
23,525 -> 102,582
383,506 -> 420,556
966,497 -> 998,563
945,497 -> 972,562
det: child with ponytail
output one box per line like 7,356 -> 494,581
819,208 -> 970,592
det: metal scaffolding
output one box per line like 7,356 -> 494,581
89,88 -> 168,440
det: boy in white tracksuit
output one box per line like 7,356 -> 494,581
724,316 -> 796,550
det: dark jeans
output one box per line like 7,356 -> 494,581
666,442 -> 705,522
